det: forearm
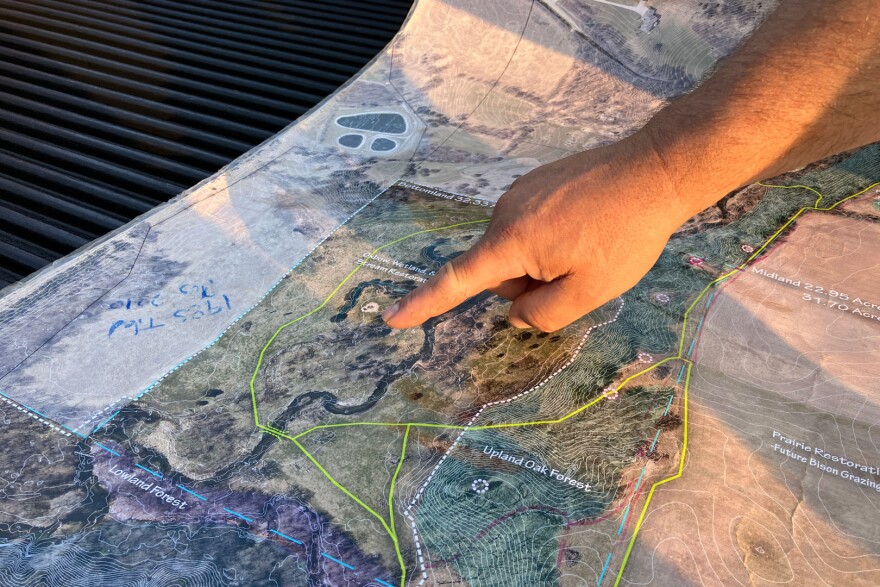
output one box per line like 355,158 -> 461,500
641,0 -> 880,224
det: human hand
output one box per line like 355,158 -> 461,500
382,131 -> 693,332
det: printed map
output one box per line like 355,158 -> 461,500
1,1 -> 879,586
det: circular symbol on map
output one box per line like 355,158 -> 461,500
688,256 -> 705,266
637,352 -> 654,364
471,479 -> 490,495
654,293 -> 670,304
361,302 -> 380,313
741,244 -> 755,253
603,386 -> 619,400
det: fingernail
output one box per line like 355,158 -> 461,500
382,302 -> 400,321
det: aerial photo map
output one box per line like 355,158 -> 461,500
2,1 -> 879,586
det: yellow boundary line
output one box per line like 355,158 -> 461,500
287,426 -> 412,584
245,180 -> 877,586
286,357 -> 680,439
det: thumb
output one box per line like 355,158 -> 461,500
383,238 -> 521,328
507,276 -> 595,332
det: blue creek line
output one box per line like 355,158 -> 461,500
91,437 -> 361,575
675,365 -> 687,385
135,464 -> 163,479
223,508 -> 254,524
649,429 -> 662,452
633,466 -> 648,494
597,552 -> 613,586
269,529 -> 304,545
686,337 -> 698,358
177,485 -> 207,501
321,551 -> 355,570
134,463 -> 164,479
373,579 -> 396,587
616,505 -> 631,536
94,442 -> 120,457
3,388 -> 112,441
663,393 -> 675,416
93,410 -> 121,433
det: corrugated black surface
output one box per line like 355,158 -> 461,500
0,0 -> 412,289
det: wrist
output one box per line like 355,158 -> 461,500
638,104 -> 779,227
565,130 -> 699,239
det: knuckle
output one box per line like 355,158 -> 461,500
492,221 -> 522,243
484,222 -> 524,260
495,190 -> 516,211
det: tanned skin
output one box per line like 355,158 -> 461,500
383,0 -> 880,332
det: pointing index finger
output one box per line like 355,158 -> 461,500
382,237 -> 521,328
